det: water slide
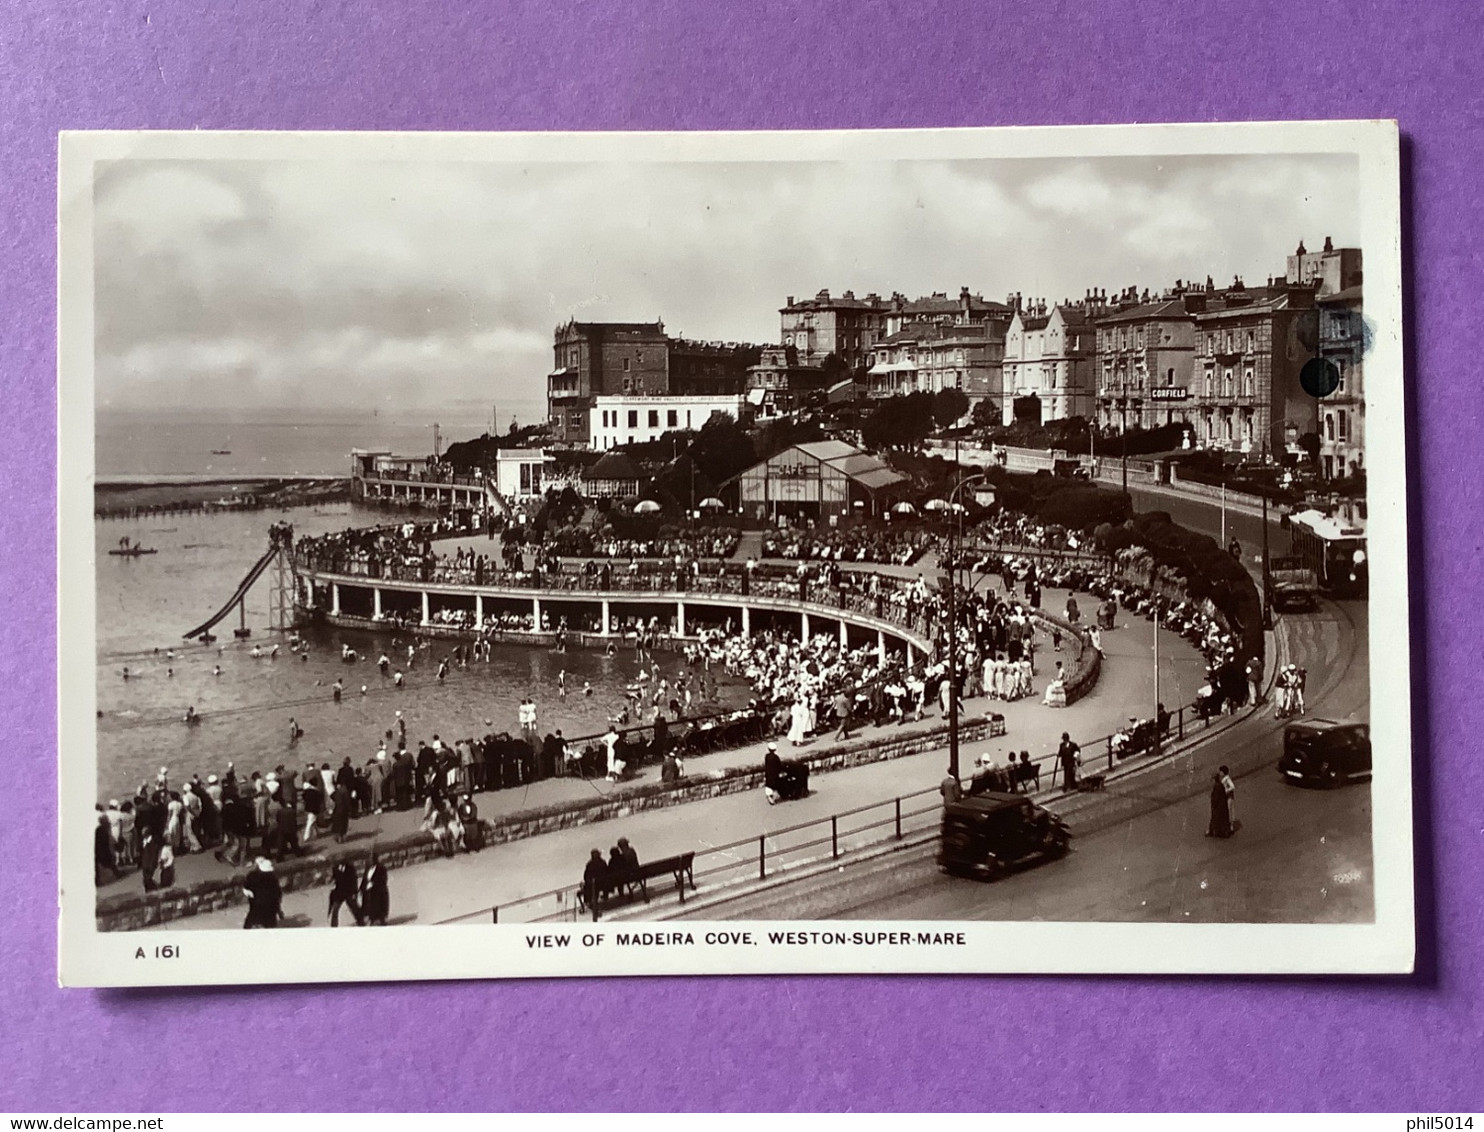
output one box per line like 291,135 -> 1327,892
182,546 -> 279,640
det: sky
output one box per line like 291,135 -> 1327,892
92,151 -> 1359,426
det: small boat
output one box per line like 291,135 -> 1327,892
211,450 -> 232,455
109,538 -> 157,557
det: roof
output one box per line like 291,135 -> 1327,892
743,439 -> 908,494
781,294 -> 884,312
1094,298 -> 1189,325
1286,507 -> 1366,539
1285,718 -> 1366,733
794,439 -> 858,461
944,793 -> 1030,817
557,320 -> 666,337
848,466 -> 909,492
1318,285 -> 1363,305
879,321 -> 990,347
896,295 -> 1010,316
583,452 -> 643,481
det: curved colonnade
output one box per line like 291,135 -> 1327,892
291,548 -> 937,668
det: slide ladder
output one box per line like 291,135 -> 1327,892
182,545 -> 280,641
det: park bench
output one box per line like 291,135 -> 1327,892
578,851 -> 697,919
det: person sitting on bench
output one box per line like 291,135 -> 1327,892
582,849 -> 609,908
1015,751 -> 1040,791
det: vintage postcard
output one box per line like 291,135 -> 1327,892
58,122 -> 1411,986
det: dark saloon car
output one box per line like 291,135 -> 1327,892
1278,719 -> 1371,787
937,792 -> 1071,880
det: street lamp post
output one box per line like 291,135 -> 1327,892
944,470 -> 991,781
1120,401 -> 1129,495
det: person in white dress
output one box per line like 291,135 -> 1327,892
788,698 -> 810,745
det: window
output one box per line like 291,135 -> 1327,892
1223,369 -> 1234,397
622,377 -> 632,393
1166,368 -> 1175,385
622,357 -> 630,372
1204,370 -> 1214,397
1206,334 -> 1214,356
667,409 -> 678,427
1136,330 -> 1145,349
648,410 -> 659,428
1335,360 -> 1347,393
1224,332 -> 1232,352
1338,410 -> 1349,441
1243,369 -> 1253,397
627,410 -> 638,428
1325,414 -> 1335,440
1245,331 -> 1254,353
1224,413 -> 1233,441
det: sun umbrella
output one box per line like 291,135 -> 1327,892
922,498 -> 950,511
634,500 -> 663,514
697,497 -> 725,509
891,501 -> 917,515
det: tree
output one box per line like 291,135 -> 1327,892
862,392 -> 936,452
971,399 -> 1000,429
1297,431 -> 1321,469
688,413 -> 756,483
933,387 -> 970,430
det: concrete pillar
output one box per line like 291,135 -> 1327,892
676,601 -> 686,637
421,590 -> 430,626
741,606 -> 751,636
601,599 -> 611,635
331,583 -> 341,617
475,594 -> 484,631
801,611 -> 811,642
532,596 -> 542,631
373,588 -> 382,619
906,641 -> 915,668
877,630 -> 886,665
839,620 -> 849,648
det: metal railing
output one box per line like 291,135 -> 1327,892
450,689 -> 1235,924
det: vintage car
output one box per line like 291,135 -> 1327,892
1277,718 -> 1372,787
1268,555 -> 1320,613
937,792 -> 1072,879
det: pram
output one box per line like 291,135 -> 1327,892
771,760 -> 810,802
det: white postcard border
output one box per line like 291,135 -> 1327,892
58,121 -> 1413,986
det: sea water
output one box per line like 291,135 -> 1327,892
94,502 -> 750,802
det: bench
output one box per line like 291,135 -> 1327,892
578,852 -> 697,919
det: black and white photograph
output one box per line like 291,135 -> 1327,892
57,123 -> 1411,985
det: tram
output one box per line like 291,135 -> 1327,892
1285,508 -> 1368,599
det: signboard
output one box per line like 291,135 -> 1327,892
1151,386 -> 1189,401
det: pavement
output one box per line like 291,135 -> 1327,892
148,588 -> 1208,928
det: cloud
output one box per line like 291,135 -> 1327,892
92,150 -> 1359,421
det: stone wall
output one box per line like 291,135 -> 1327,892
96,716 -> 992,932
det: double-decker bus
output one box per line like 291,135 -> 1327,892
1285,508 -> 1367,599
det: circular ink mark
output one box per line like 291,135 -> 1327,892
1300,357 -> 1341,398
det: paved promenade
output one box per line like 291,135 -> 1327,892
156,596 -> 1206,929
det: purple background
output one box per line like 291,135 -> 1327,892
3,0 -> 1478,1113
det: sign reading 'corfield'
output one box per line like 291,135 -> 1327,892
1150,387 -> 1189,401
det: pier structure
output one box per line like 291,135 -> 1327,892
291,565 -> 934,668
352,467 -> 487,510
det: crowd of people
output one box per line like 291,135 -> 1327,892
761,526 -> 935,565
